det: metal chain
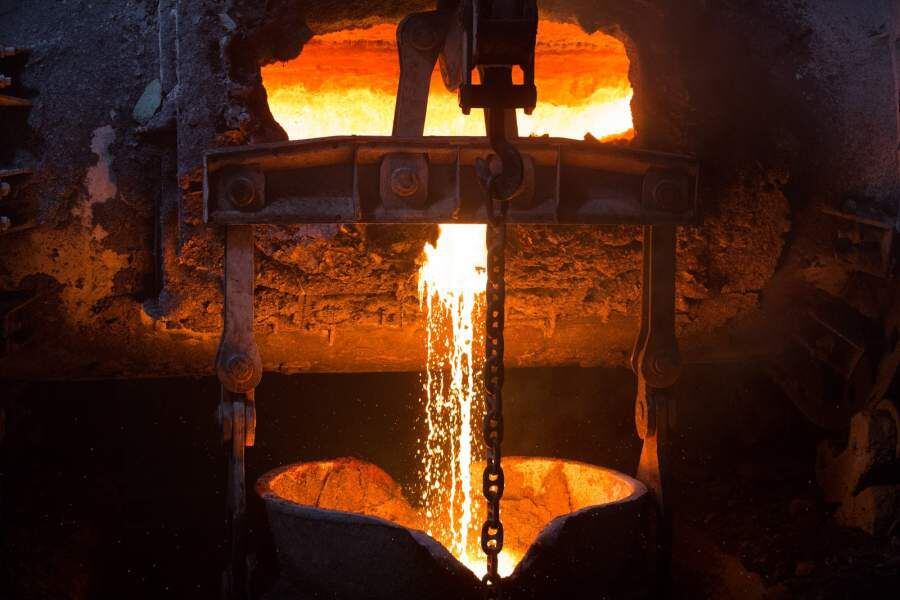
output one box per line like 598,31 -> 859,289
481,189 -> 508,598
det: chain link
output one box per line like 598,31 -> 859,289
481,190 -> 509,598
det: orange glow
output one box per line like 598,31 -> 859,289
262,19 -> 634,578
262,21 -> 634,141
262,456 -> 643,579
418,224 -> 487,572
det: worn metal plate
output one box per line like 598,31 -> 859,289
204,136 -> 699,225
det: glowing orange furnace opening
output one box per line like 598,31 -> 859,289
262,19 -> 634,578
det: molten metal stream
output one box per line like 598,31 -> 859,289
262,18 -> 634,578
418,224 -> 489,574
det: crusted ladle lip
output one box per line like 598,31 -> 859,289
256,456 -> 648,580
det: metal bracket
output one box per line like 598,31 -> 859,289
215,224 -> 260,600
204,137 -> 699,226
632,224 -> 681,596
459,0 -> 538,115
393,11 -> 452,137
216,225 -> 262,394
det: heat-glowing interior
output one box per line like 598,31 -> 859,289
260,456 -> 642,577
262,20 -> 634,141
263,18 -> 634,578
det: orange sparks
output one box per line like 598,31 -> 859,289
262,18 -> 634,577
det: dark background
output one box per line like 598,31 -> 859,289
3,365 -> 898,599
0,367 -> 642,599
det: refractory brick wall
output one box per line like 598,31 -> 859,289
0,0 -> 897,377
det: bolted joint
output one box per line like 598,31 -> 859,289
390,167 -> 420,198
642,169 -> 692,217
217,166 -> 265,213
380,153 -> 430,209
479,153 -> 536,211
652,180 -> 686,212
641,348 -> 682,389
226,353 -> 255,384
217,349 -> 262,394
227,177 -> 256,208
402,13 -> 441,52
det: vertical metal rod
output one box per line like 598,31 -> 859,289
634,224 -> 679,598
217,224 -> 261,600
224,390 -> 248,600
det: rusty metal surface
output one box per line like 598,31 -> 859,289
473,16 -> 532,583
1,0 -> 897,380
223,388 -> 251,600
459,0 -> 538,116
216,225 -> 263,393
393,11 -> 451,137
204,137 -> 699,226
632,225 -> 681,596
215,225 -> 260,600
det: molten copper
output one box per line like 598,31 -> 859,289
261,19 -> 636,576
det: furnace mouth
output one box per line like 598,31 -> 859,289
257,456 -> 647,594
261,20 -> 635,142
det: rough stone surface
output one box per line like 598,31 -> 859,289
0,0 -> 897,377
132,79 -> 162,124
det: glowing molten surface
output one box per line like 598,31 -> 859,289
260,456 -> 642,576
262,19 -> 634,578
262,21 -> 634,141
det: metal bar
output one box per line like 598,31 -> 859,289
633,225 -> 680,598
393,11 -> 450,137
215,225 -> 261,600
204,136 -> 698,225
216,225 -> 262,394
223,389 -> 249,600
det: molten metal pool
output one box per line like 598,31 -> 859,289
257,457 -> 655,600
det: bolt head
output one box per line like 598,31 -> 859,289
226,354 -> 255,383
650,352 -> 681,385
652,180 -> 684,212
390,167 -> 420,198
407,18 -> 438,51
227,177 -> 256,208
